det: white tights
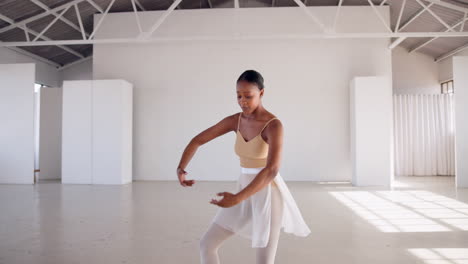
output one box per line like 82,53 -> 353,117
200,186 -> 283,264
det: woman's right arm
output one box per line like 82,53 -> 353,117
177,113 -> 239,187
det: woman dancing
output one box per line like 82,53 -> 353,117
176,70 -> 310,264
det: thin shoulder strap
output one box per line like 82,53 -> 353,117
237,112 -> 242,131
260,117 -> 278,133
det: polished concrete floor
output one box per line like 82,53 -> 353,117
1,176 -> 468,264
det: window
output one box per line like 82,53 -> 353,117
441,80 -> 454,94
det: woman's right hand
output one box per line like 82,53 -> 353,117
177,167 -> 195,187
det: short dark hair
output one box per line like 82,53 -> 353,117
237,70 -> 264,90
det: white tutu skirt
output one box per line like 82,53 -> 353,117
211,167 -> 311,248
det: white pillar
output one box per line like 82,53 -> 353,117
350,76 -> 393,187
61,81 -> 93,184
0,63 -> 35,184
39,87 -> 63,180
62,80 -> 133,184
453,56 -> 468,188
92,80 -> 133,184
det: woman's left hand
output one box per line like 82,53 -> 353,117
210,192 -> 240,208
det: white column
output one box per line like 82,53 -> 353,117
61,80 -> 133,184
39,87 -> 63,180
453,56 -> 468,188
350,76 -> 393,187
92,80 -> 133,184
61,81 -> 93,184
0,63 -> 35,184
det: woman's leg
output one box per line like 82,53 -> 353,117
256,185 -> 284,264
200,222 -> 235,264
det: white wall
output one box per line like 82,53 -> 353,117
0,47 -> 60,87
438,57 -> 454,83
392,46 -> 440,94
437,50 -> 468,83
0,63 -> 35,184
93,7 -> 392,182
59,59 -> 93,86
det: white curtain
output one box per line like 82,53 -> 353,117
393,94 -> 455,176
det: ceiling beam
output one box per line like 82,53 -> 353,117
379,0 -> 388,6
0,13 -> 84,59
89,0 -> 116,40
388,37 -> 407,49
5,46 -> 61,67
388,0 -> 408,50
23,26 -> 31,41
140,0 -> 183,39
134,0 -> 147,11
2,32 -> 468,47
395,0 -> 406,32
0,0 -> 86,35
436,42 -> 468,62
461,12 -> 467,32
58,55 -> 92,71
333,0 -> 344,31
74,4 -> 86,40
425,0 -> 468,14
33,6 -> 70,42
367,0 -> 392,32
410,15 -> 468,53
292,0 -> 327,32
398,3 -> 434,32
131,0 -> 143,33
86,0 -> 104,13
414,0 -> 454,32
29,0 -> 90,38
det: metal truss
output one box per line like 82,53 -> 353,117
1,0 -> 468,69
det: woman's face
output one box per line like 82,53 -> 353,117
236,80 -> 263,114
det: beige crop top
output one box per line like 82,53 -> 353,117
234,112 -> 278,168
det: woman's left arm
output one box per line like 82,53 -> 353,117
210,119 -> 283,208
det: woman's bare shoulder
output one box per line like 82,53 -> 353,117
227,112 -> 241,120
264,113 -> 282,130
221,112 -> 242,130
266,112 -> 279,121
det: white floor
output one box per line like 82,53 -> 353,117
1,176 -> 467,264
